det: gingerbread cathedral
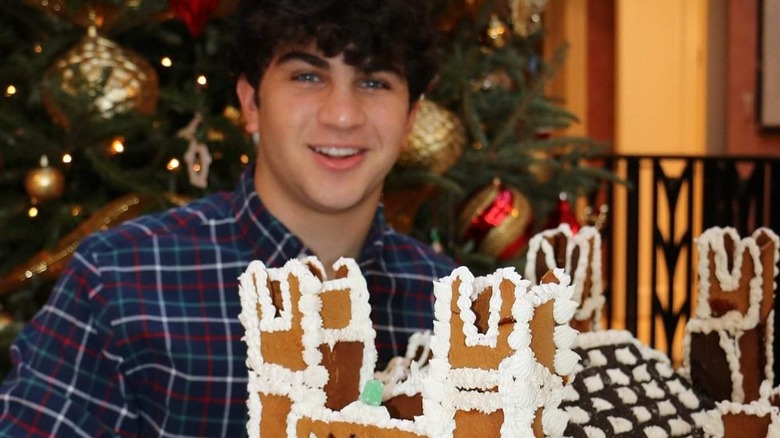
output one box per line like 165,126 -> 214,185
238,256 -> 580,437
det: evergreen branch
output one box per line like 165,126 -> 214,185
490,43 -> 569,150
82,147 -> 167,206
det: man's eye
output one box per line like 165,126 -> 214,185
362,79 -> 389,90
294,72 -> 320,82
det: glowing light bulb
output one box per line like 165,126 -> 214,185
5,85 -> 16,96
110,138 -> 125,154
28,206 -> 39,218
62,154 -> 72,164
196,75 -> 208,86
161,57 -> 172,67
167,158 -> 180,171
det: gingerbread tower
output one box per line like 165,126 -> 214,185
422,267 -> 580,437
683,227 -> 779,403
524,224 -> 605,332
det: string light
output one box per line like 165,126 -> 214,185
62,153 -> 72,164
5,85 -> 16,97
110,137 -> 125,154
240,154 -> 250,164
28,206 -> 39,218
167,158 -> 180,171
33,43 -> 42,54
196,75 -> 208,87
161,57 -> 172,67
71,206 -> 82,217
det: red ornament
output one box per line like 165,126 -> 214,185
169,0 -> 220,37
546,193 -> 580,234
458,179 -> 534,261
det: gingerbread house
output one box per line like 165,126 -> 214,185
525,224 -> 605,332
701,380 -> 780,438
238,257 -> 581,437
683,227 -> 779,403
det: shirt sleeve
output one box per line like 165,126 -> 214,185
0,246 -> 136,437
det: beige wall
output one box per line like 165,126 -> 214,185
616,1 -> 708,156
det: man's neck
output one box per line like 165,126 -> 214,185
259,194 -> 378,277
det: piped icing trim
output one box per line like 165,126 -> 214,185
524,224 -> 605,330
683,227 -> 779,403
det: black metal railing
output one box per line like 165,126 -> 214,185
596,155 -> 780,364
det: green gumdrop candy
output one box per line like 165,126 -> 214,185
360,379 -> 384,407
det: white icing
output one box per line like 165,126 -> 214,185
642,381 -> 666,399
643,425 -> 668,438
633,364 -> 651,382
655,361 -> 674,378
565,406 -> 591,424
616,387 -> 638,405
606,368 -> 631,386
615,347 -> 638,365
667,418 -> 691,436
677,389 -> 701,409
632,406 -> 651,423
583,375 -> 604,393
555,349 -> 581,376
554,324 -> 579,350
583,426 -> 607,438
562,382 -> 580,402
607,416 -> 632,434
592,398 -> 614,412
588,350 -> 609,367
665,378 -> 685,395
657,400 -> 677,417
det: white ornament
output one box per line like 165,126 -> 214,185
184,140 -> 212,189
177,114 -> 213,189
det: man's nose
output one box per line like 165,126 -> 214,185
318,86 -> 367,129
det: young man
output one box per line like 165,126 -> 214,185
0,0 -> 456,436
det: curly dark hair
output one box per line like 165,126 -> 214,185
230,0 -> 440,104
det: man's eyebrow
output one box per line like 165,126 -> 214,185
361,61 -> 404,77
274,51 -> 329,69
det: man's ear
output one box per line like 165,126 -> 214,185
236,75 -> 259,134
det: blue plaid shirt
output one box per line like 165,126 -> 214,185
0,165 -> 456,437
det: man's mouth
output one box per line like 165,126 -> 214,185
310,146 -> 363,158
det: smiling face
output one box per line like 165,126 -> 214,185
237,45 -> 418,222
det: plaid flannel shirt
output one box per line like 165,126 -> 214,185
0,165 -> 456,437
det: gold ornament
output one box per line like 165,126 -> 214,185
25,155 -> 65,202
458,179 -> 534,260
397,100 -> 466,176
42,27 -> 159,128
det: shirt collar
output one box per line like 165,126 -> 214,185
232,164 -> 386,268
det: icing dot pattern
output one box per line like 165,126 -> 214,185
562,340 -> 715,437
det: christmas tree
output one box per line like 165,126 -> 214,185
0,0 -> 612,376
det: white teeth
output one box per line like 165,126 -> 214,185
312,146 -> 361,157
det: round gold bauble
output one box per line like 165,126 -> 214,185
25,156 -> 65,202
398,100 -> 466,176
42,27 -> 159,128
